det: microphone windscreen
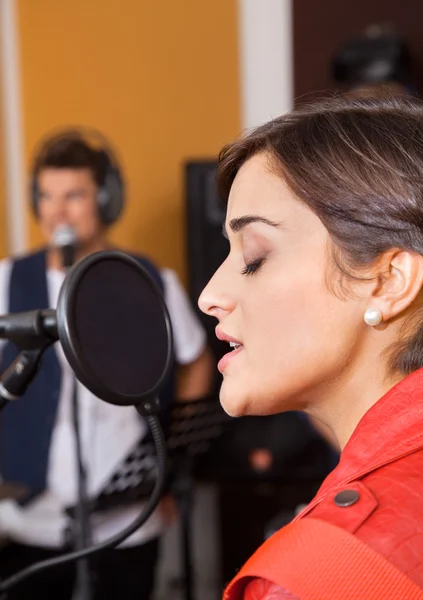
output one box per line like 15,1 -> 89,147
52,225 -> 77,269
53,224 -> 77,248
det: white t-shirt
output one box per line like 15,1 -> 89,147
0,258 -> 207,548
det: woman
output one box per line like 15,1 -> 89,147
198,95 -> 423,599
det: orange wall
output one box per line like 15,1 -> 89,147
17,0 -> 240,281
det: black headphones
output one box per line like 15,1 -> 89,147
30,126 -> 125,225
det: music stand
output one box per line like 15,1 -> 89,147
165,398 -> 231,600
82,396 -> 230,600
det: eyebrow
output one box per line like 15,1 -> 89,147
222,215 -> 282,239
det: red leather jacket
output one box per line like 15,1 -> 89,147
224,368 -> 423,600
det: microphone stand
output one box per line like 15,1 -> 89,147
60,243 -> 93,600
71,378 -> 94,600
0,347 -> 94,599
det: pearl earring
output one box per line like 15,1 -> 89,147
364,308 -> 383,326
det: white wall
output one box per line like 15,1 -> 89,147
0,0 -> 27,254
238,0 -> 294,130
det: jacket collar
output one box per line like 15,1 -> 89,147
312,367 -> 423,500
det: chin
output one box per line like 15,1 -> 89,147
219,381 -> 253,418
220,376 -> 302,417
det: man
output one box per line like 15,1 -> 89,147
0,129 -> 213,599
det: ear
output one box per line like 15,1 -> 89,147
370,250 -> 423,322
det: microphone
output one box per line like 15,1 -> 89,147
0,309 -> 57,404
53,224 -> 77,269
0,309 -> 57,349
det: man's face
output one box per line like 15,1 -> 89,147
36,168 -> 105,247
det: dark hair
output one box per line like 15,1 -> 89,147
217,94 -> 423,375
33,133 -> 110,188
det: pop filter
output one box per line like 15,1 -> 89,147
56,250 -> 173,409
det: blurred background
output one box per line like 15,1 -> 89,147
0,1 -> 421,599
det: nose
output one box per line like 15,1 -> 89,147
53,197 -> 69,222
41,195 -> 68,225
198,261 -> 235,321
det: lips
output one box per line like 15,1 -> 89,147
215,327 -> 244,373
215,327 -> 242,346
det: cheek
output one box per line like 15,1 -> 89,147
36,210 -> 56,239
37,204 -> 54,224
246,267 -> 354,377
72,204 -> 99,230
247,267 -> 327,333
221,282 -> 344,416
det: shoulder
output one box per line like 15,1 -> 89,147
10,248 -> 45,264
0,249 -> 47,283
158,268 -> 207,363
0,255 -> 17,314
126,251 -> 157,267
0,256 -> 12,273
0,251 -> 40,286
159,267 -> 182,292
0,258 -> 13,301
0,248 -> 46,294
125,252 -> 159,272
124,252 -> 164,289
159,268 -> 195,312
4,249 -> 46,280
309,448 -> 423,532
307,448 -> 423,585
357,449 -> 423,579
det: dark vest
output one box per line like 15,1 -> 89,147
0,249 -> 175,503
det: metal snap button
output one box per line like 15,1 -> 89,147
334,489 -> 360,507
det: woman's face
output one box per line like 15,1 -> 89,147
199,153 -> 369,417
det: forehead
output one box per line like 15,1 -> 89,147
227,154 -> 300,221
37,168 -> 96,191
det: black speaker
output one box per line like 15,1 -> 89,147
185,160 -> 229,364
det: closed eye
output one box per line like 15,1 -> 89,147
241,258 -> 265,276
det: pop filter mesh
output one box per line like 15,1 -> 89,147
71,259 -> 169,397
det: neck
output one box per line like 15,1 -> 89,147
46,236 -> 110,271
306,339 -> 406,450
